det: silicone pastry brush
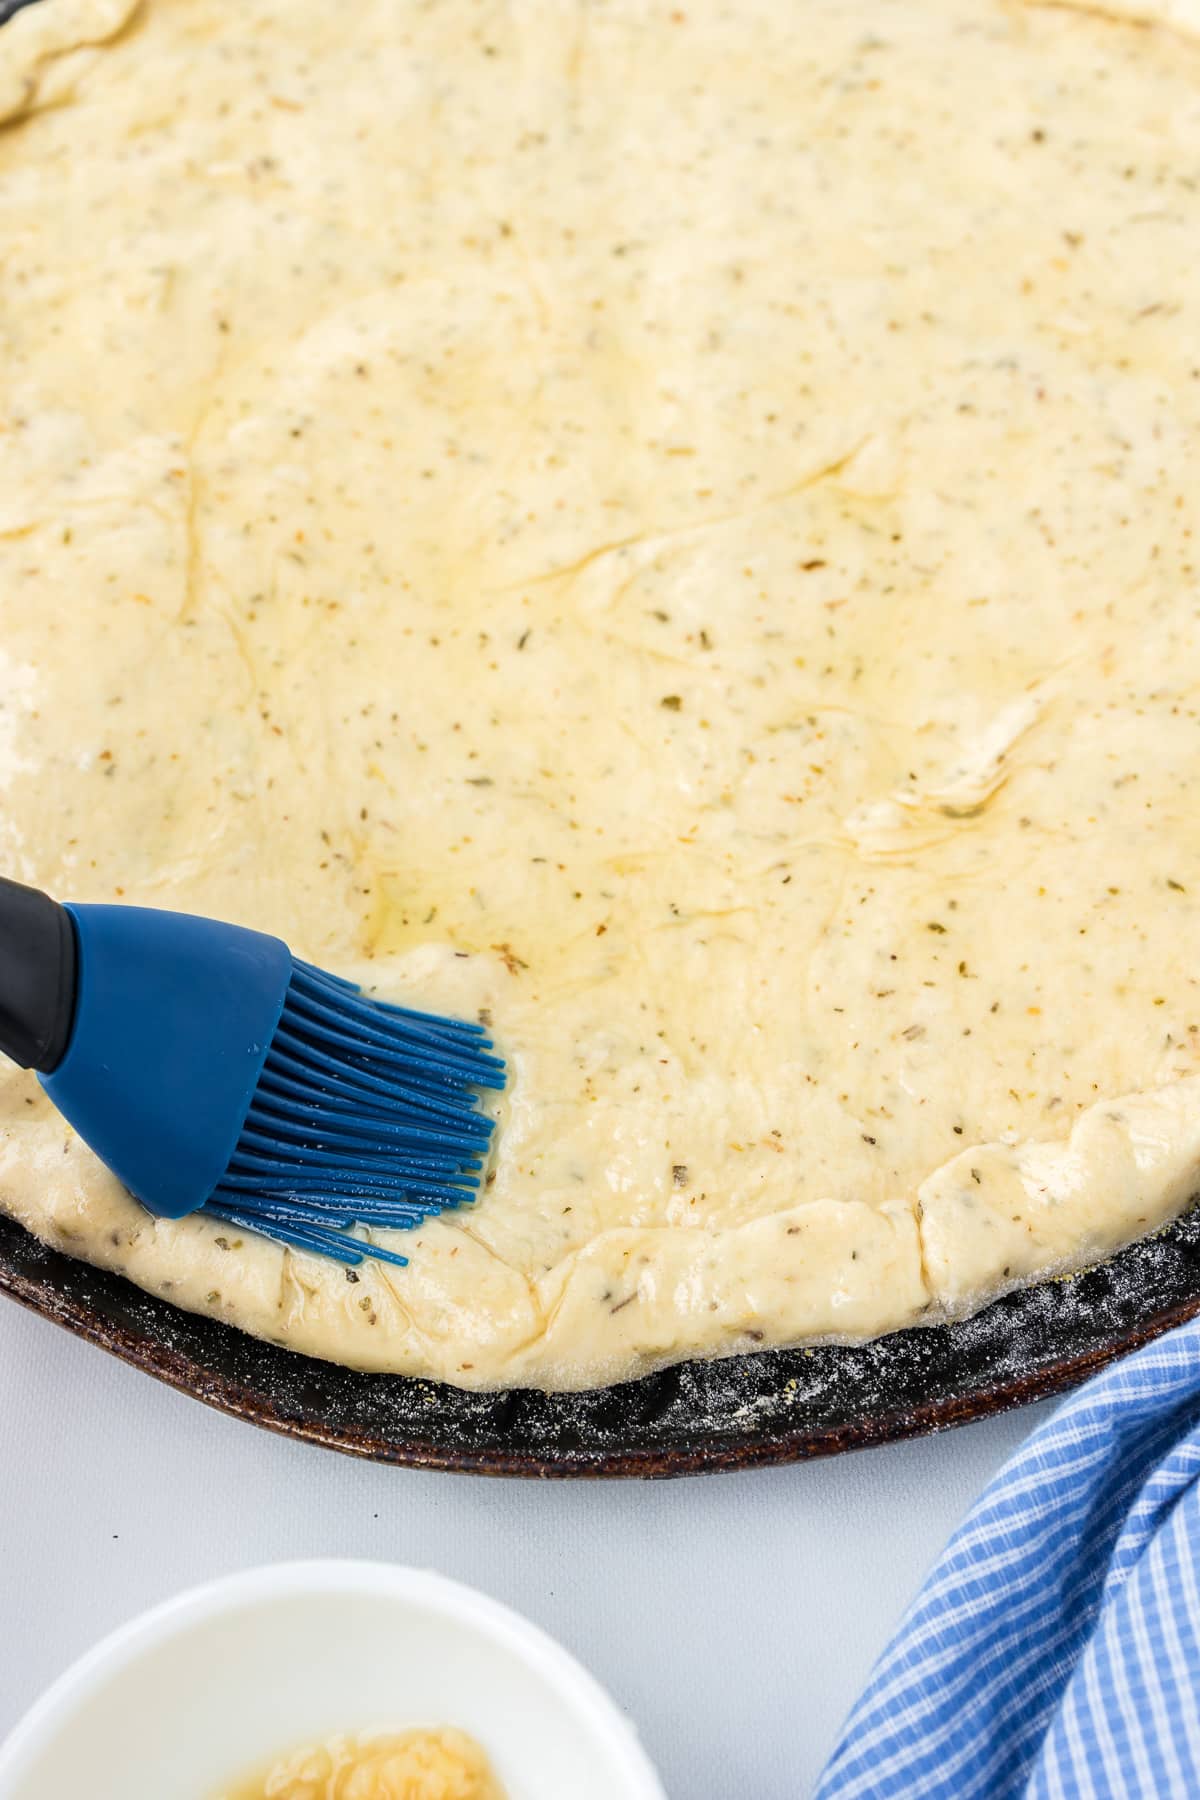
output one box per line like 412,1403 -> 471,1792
0,877 -> 505,1267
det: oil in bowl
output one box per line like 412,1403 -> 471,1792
219,1726 -> 505,1800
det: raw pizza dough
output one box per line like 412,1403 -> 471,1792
1,0 -> 1200,1390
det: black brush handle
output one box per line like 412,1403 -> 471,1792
0,877 -> 77,1073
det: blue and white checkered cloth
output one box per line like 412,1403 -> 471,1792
816,1313 -> 1200,1799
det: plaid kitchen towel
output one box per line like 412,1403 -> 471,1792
815,1312 -> 1200,1799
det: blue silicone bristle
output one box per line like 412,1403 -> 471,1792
38,902 -> 503,1271
202,959 -> 505,1267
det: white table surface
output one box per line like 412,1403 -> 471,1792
0,1299 -> 1049,1797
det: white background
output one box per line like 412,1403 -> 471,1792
0,1300 -> 1048,1797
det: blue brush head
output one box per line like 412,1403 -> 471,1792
38,903 -> 505,1267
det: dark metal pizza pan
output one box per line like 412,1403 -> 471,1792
2,1207 -> 1198,1477
4,0 -> 1198,1473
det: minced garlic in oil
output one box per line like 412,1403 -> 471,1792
217,1726 -> 505,1800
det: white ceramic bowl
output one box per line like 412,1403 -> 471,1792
0,1559 -> 667,1800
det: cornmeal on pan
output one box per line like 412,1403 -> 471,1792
1,0 -> 1199,1392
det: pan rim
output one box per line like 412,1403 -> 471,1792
2,1208 -> 1198,1477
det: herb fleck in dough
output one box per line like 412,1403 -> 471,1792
1,0 -> 1199,1390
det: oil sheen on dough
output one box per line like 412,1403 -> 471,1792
1,0 -> 1200,1391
